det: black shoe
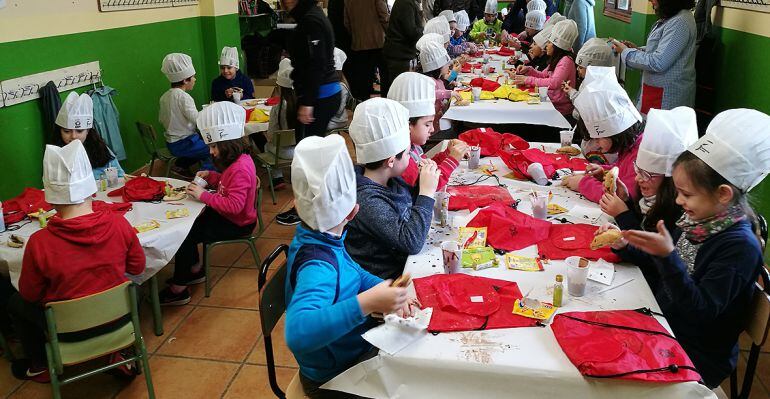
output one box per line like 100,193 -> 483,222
275,207 -> 301,226
11,359 -> 50,383
158,287 -> 191,306
272,177 -> 287,191
166,268 -> 206,286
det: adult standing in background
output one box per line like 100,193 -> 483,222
610,0 -> 696,113
382,0 -> 425,96
471,0 -> 486,21
564,0 -> 596,52
501,0 -> 527,38
344,0 -> 390,101
433,0 -> 479,17
327,0 -> 351,53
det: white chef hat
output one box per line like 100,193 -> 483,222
387,72 -> 437,118
532,24 -> 554,48
219,46 -> 240,69
292,134 -> 357,233
688,109 -> 770,192
55,92 -> 93,130
575,38 -> 613,68
439,10 -> 456,23
418,37 -> 451,72
525,10 -> 546,30
637,107 -> 698,176
333,48 -> 347,71
43,140 -> 97,205
276,58 -> 294,88
424,16 -> 451,43
485,0 -> 498,14
161,53 -> 196,83
549,19 -> 578,51
455,10 -> 470,31
417,32 -> 445,50
574,66 -> 642,138
349,98 -> 411,164
196,101 -> 246,145
543,12 -> 565,30
527,0 -> 547,12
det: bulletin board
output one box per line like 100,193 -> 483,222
98,0 -> 199,12
0,62 -> 102,107
721,0 -> 770,13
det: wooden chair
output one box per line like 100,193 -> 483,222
44,282 -> 154,399
729,266 -> 770,399
258,244 -> 306,399
255,129 -> 296,205
136,122 -> 177,177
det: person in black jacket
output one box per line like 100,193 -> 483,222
382,0 -> 424,96
284,0 -> 341,139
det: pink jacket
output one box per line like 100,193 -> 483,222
432,78 -> 453,132
523,56 -> 576,116
201,154 -> 259,227
578,134 -> 642,204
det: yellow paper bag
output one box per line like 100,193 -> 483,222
249,108 -> 270,123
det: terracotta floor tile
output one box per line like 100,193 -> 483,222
754,352 -> 770,393
207,245 -> 248,267
156,307 -> 260,362
232,238 -> 290,268
261,186 -> 295,213
138,302 -> 194,353
256,212 -> 278,235
723,350 -> 770,399
9,371 -> 124,399
247,317 -> 298,368
260,220 -> 298,240
199,268 -> 260,310
115,355 -> 239,399
190,266 -> 229,305
0,358 -> 24,397
223,364 -> 297,399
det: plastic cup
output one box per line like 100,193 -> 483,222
193,175 -> 208,188
472,87 -> 482,101
484,39 -> 490,48
560,130 -> 575,147
433,191 -> 450,226
232,91 -> 243,104
538,86 -> 548,102
468,146 -> 481,169
441,241 -> 463,274
105,167 -> 119,187
527,162 -> 549,185
530,194 -> 547,220
566,256 -> 590,297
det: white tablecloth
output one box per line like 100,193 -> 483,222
324,142 -> 715,399
0,178 -> 205,289
242,100 -> 273,135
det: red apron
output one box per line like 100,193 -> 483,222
466,203 -> 552,251
447,185 -> 516,212
538,223 -> 621,262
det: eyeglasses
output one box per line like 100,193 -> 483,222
633,161 -> 663,182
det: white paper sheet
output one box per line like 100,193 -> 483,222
588,258 -> 615,285
362,308 -> 433,356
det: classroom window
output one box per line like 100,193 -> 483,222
604,0 -> 632,23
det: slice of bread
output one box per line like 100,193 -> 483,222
603,166 -> 619,194
590,229 -> 623,250
392,273 -> 412,288
556,146 -> 581,156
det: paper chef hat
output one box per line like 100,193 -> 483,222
439,10 -> 457,23
196,101 -> 246,145
55,92 -> 93,130
689,109 -> 770,192
455,10 -> 470,31
219,46 -> 240,69
637,107 -> 698,176
574,66 -> 642,138
292,134 -> 357,233
485,0 -> 498,14
333,47 -> 347,71
525,10 -> 546,31
543,12 -> 565,30
387,72 -> 437,118
349,98 -> 411,164
576,38 -> 613,68
533,24 -> 554,48
276,58 -> 294,88
43,140 -> 97,205
161,53 -> 196,83
418,36 -> 451,72
549,19 -> 578,51
424,16 -> 452,43
527,0 -> 547,12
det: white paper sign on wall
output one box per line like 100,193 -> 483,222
1,61 -> 101,107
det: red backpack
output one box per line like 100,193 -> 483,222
447,185 -> 516,212
551,309 -> 702,383
2,188 -> 52,224
108,176 -> 166,202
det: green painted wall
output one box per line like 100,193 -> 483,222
0,14 -> 240,200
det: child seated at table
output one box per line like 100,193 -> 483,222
50,92 -> 125,181
516,10 -> 546,45
286,133 -> 416,398
447,11 -> 478,58
345,98 -> 440,280
561,67 -> 643,204
159,102 -> 258,305
561,38 -> 614,106
326,48 -> 351,131
210,46 -> 255,103
387,72 -> 468,190
470,0 -> 503,43
159,53 -> 214,176
619,109 -> 770,388
424,16 -> 452,48
417,36 -> 462,133
8,140 -> 145,382
510,19 -> 577,118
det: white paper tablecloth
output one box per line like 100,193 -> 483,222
0,178 -> 205,289
324,142 -> 715,399
242,100 -> 273,135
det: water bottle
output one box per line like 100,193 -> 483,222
0,202 -> 5,233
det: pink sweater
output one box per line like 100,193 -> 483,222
201,154 -> 259,227
523,56 -> 576,116
578,134 -> 642,204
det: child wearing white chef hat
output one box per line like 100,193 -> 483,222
9,140 -> 145,382
160,101 -> 259,305
210,46 -> 255,103
621,108 -> 770,389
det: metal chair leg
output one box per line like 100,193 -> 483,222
204,244 -> 212,298
149,276 -> 164,336
266,167 -> 277,205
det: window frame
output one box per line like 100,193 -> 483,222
604,0 -> 633,23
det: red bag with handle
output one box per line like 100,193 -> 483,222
459,128 -> 529,157
108,176 -> 166,202
538,223 -> 621,262
466,203 -> 551,251
2,188 -> 52,224
551,309 -> 702,383
414,274 -> 539,333
469,78 -> 501,92
447,185 -> 516,212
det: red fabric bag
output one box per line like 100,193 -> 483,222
447,185 -> 515,211
551,310 -> 702,383
538,223 -> 621,262
500,133 -> 529,151
107,176 -> 166,202
92,200 -> 133,215
414,274 -> 539,333
466,203 -> 551,251
2,188 -> 52,224
459,128 -> 503,156
469,78 -> 501,92
265,96 -> 280,106
494,47 -> 515,56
